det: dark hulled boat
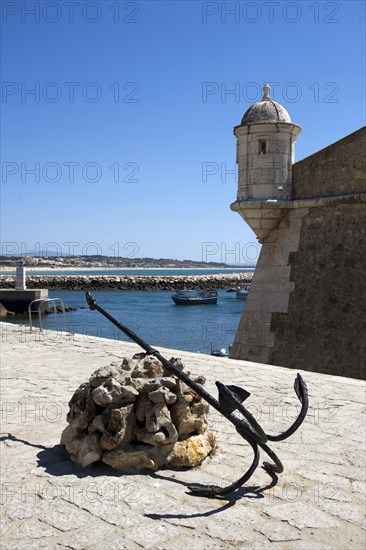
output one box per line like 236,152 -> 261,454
171,289 -> 218,305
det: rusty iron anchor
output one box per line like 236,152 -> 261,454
85,291 -> 309,498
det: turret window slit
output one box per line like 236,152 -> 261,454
259,140 -> 267,155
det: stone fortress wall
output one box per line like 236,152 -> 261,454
231,127 -> 366,380
292,127 -> 365,198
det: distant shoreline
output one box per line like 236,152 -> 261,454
0,266 -> 253,273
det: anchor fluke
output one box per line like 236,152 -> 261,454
216,381 -> 268,444
294,373 -> 308,403
216,382 -> 250,415
227,384 -> 251,402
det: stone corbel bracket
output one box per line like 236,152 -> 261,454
231,192 -> 366,243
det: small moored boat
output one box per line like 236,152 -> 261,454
236,283 -> 251,300
171,289 -> 218,305
210,342 -> 230,357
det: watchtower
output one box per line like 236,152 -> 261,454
229,85 -> 365,379
231,83 -> 302,242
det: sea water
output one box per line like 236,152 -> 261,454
1,269 -> 252,355
47,289 -> 246,355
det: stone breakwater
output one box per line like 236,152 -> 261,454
0,273 -> 252,291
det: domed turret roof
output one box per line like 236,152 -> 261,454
241,84 -> 291,124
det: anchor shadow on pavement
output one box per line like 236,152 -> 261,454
144,469 -> 279,519
0,435 -> 139,479
1,433 -> 279,516
1,433 -> 48,450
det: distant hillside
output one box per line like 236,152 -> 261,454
0,255 -> 255,269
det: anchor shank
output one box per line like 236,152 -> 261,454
85,291 -> 309,498
86,292 -> 236,422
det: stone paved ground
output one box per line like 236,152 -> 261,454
0,321 -> 365,549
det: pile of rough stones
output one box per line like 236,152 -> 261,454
61,352 -> 216,471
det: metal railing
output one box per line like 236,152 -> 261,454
28,298 -> 68,333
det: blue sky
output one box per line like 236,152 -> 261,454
1,0 -> 365,263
